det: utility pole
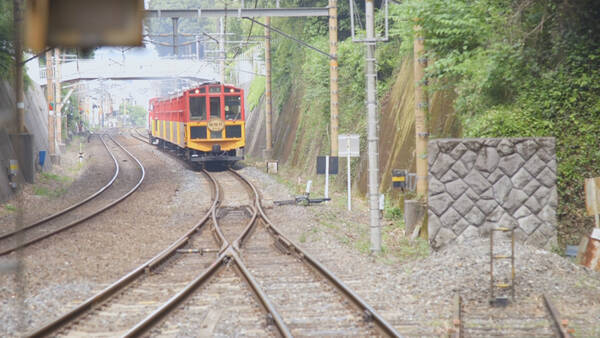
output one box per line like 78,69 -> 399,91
46,49 -> 55,156
329,0 -> 339,156
219,17 -> 226,84
264,16 -> 273,159
55,48 -> 62,145
365,0 -> 381,252
413,22 -> 428,239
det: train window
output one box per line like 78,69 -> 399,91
190,96 -> 206,120
200,87 -> 206,93
225,96 -> 241,120
209,97 -> 221,119
209,86 -> 221,93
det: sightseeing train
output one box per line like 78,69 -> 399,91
148,82 -> 245,163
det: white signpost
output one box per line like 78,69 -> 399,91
338,134 -> 360,211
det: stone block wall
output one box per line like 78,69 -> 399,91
428,138 -> 557,250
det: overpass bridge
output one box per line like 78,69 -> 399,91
31,58 -> 220,85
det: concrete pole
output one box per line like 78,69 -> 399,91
220,17 -> 226,84
264,16 -> 273,159
172,17 -> 178,57
413,23 -> 429,239
13,0 -> 25,133
46,50 -> 55,155
329,0 -> 339,156
365,0 -> 381,253
55,48 -> 62,144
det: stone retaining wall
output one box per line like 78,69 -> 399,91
428,138 -> 557,250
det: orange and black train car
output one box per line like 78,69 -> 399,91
148,82 -> 245,163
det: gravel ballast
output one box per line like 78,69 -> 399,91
1,135 -> 598,337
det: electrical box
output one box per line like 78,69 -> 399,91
392,169 -> 407,189
25,0 -> 144,51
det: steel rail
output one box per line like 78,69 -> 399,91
26,169 -> 220,337
129,128 -> 150,144
455,293 -> 571,338
0,134 -> 119,241
227,168 -> 402,337
543,294 -> 572,338
122,170 -> 291,337
0,134 -> 146,256
122,254 -> 228,337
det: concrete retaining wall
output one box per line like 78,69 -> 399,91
428,138 -> 558,250
0,81 -> 49,202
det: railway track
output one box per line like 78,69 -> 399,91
130,128 -> 150,144
28,167 -> 399,337
451,294 -> 571,337
0,134 -> 145,256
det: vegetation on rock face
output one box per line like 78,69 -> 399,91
0,0 -> 13,81
246,0 -> 600,246
391,0 -> 600,245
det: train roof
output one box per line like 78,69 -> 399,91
150,82 -> 242,103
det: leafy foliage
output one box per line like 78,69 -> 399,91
391,0 -> 600,244
0,0 -> 13,81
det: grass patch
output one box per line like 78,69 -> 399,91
68,162 -> 84,173
33,186 -> 68,198
4,204 -> 16,212
39,172 -> 71,183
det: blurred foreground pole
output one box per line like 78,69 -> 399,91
12,0 -> 27,332
14,0 -> 25,133
413,22 -> 429,239
329,0 -> 338,156
264,16 -> 273,159
365,0 -> 381,253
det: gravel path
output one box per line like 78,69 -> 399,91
0,136 -> 113,231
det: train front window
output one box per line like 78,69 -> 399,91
209,97 -> 221,119
190,97 -> 206,120
225,96 -> 241,120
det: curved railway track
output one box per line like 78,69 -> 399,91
130,128 -> 150,144
29,165 -> 400,337
0,134 -> 145,256
451,294 -> 571,337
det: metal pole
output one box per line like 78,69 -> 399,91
172,17 -> 178,57
13,0 -> 25,133
55,48 -> 62,144
196,35 -> 200,60
414,22 -> 429,239
219,17 -> 226,84
347,145 -> 351,211
365,0 -> 381,252
46,50 -> 55,156
264,16 -> 273,159
325,155 -> 329,199
329,0 -> 339,156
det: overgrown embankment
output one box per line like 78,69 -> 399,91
245,0 -> 600,247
